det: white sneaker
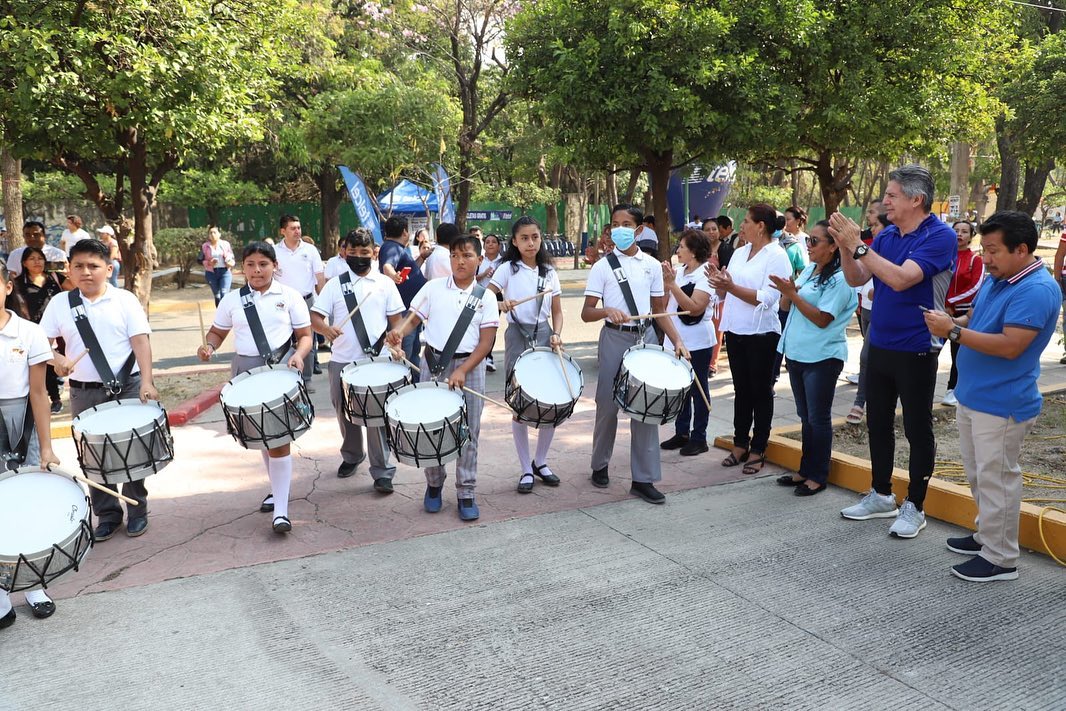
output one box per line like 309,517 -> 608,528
486,355 -> 497,373
942,389 -> 958,407
889,500 -> 927,538
840,489 -> 899,520
845,373 -> 860,385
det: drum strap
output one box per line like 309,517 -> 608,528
510,264 -> 549,348
239,285 -> 287,365
604,253 -> 645,332
68,290 -> 136,395
427,283 -> 487,377
339,272 -> 385,357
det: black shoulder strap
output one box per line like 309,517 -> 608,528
426,283 -> 487,376
68,290 -> 135,394
239,284 -> 283,364
604,252 -> 641,319
339,272 -> 385,357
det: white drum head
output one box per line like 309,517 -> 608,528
0,472 -> 88,557
223,368 -> 300,407
75,402 -> 163,435
513,350 -> 581,405
624,348 -> 692,390
386,386 -> 464,424
343,360 -> 410,388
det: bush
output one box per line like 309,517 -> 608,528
154,228 -> 237,288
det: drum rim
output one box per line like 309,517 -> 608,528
71,398 -> 168,434
619,343 -> 695,386
340,356 -> 412,393
220,364 -> 306,413
384,381 -> 467,430
0,468 -> 92,573
508,346 -> 584,401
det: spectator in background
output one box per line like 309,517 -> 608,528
773,210 -> 810,383
379,216 -> 429,377
477,233 -> 505,373
6,222 -> 66,277
703,217 -> 733,375
860,200 -> 883,244
423,223 -> 458,279
469,226 -> 483,242
1054,225 -> 1066,364
273,214 -> 325,387
717,215 -> 738,249
59,215 -> 91,256
409,228 -> 430,261
96,226 -> 122,287
846,212 -> 891,424
941,220 -> 985,406
584,224 -> 613,266
923,211 -> 1061,582
636,214 -> 658,256
14,246 -> 73,413
324,232 -> 352,280
200,226 -> 235,305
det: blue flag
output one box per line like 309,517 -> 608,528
432,163 -> 456,224
338,166 -> 383,244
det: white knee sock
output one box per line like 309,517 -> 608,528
534,427 -> 556,468
24,589 -> 51,605
267,455 -> 292,519
511,421 -> 532,473
0,591 -> 11,617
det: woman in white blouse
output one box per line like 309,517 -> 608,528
707,203 -> 793,475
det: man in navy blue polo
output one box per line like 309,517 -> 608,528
378,216 -> 429,376
924,211 -> 1060,581
829,165 -> 956,538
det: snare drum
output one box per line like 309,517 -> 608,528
341,356 -> 412,427
505,347 -> 584,428
220,365 -> 315,450
613,344 -> 694,425
0,467 -> 92,593
384,382 -> 468,467
72,399 -> 175,484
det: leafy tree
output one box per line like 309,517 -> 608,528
160,168 -> 269,227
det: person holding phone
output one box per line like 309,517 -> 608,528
378,216 -> 429,377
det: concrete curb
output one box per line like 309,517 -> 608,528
167,384 -> 224,426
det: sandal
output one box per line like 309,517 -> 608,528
517,472 -> 535,494
742,452 -> 767,476
721,448 -> 750,467
531,461 -> 560,486
845,405 -> 865,425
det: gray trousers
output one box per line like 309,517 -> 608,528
591,326 -> 661,483
503,320 -> 550,373
69,376 -> 149,523
0,397 -> 40,469
298,294 -> 316,384
327,360 -> 395,480
420,352 -> 485,497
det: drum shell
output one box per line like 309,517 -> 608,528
71,399 -> 175,484
504,347 -> 584,429
384,382 -> 468,467
220,366 -> 314,450
0,468 -> 93,593
613,344 -> 693,425
340,357 -> 412,427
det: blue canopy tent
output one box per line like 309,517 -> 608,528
376,179 -> 439,216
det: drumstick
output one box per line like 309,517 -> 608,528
554,346 -> 576,399
66,350 -> 88,368
48,466 -> 138,506
691,373 -> 712,412
196,303 -> 208,348
508,291 -> 548,308
626,310 -> 690,321
334,300 -> 364,330
397,354 -> 512,412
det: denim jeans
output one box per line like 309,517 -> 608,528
109,260 -> 121,287
675,347 -> 712,442
204,268 -> 232,306
787,358 -> 843,485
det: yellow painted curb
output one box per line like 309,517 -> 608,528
51,420 -> 72,441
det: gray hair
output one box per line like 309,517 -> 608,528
888,164 -> 934,213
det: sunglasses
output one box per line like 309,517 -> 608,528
805,236 -> 832,247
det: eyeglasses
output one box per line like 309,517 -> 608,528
805,236 -> 831,246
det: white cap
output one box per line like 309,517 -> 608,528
96,225 -> 115,236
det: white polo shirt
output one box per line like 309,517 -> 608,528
274,239 -> 324,297
6,245 -> 67,276
491,261 -> 561,325
584,248 -> 664,315
0,311 -> 52,399
311,272 -> 404,363
323,255 -> 351,280
664,264 -> 716,352
61,228 -> 93,256
214,280 -> 311,358
39,285 -> 151,383
476,255 -> 504,285
412,276 -> 500,353
422,245 -> 452,280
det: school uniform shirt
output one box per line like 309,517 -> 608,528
274,239 -> 324,297
422,244 -> 452,280
477,255 -> 504,285
584,248 -> 664,316
717,242 -> 793,336
323,255 -> 352,280
411,276 -> 500,353
311,271 -> 404,363
213,280 -> 311,357
663,264 -> 716,352
491,261 -> 561,326
0,311 -> 52,399
39,284 -> 151,383
6,245 -> 67,276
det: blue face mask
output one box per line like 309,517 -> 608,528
611,226 -> 636,251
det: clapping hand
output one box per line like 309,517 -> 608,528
768,273 -> 798,298
828,212 -> 862,252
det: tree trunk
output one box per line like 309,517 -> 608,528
814,150 -> 852,215
622,167 -> 640,203
606,166 -> 618,209
1,146 -> 23,249
643,149 -> 673,259
790,160 -> 800,208
1017,159 -> 1054,217
949,142 -> 971,213
562,192 -> 582,247
126,137 -> 158,309
545,162 -> 562,235
995,116 -> 1020,212
318,168 -> 342,256
205,205 -> 221,228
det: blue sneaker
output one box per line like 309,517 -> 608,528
457,497 -> 480,521
424,485 -> 443,513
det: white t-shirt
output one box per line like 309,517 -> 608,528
0,311 -> 52,399
664,264 -> 716,352
584,248 -> 664,315
477,255 -> 504,285
422,245 -> 452,280
412,276 -> 500,353
214,280 -> 311,358
6,245 -> 67,276
61,228 -> 93,256
491,260 -> 561,325
718,242 -> 793,336
274,239 -> 324,297
323,255 -> 352,280
311,272 -> 404,363
39,285 -> 151,383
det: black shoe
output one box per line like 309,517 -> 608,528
126,516 -> 149,537
679,441 -> 708,456
531,461 -> 560,486
630,482 -> 666,504
312,364 -> 323,375
517,472 -> 534,494
591,467 -> 609,488
94,521 -> 121,541
660,434 -> 689,450
947,534 -> 981,555
30,601 -> 56,619
50,400 -> 62,414
318,342 -> 331,353
373,478 -> 394,494
338,461 -> 358,478
776,474 -> 806,487
951,555 -> 1018,582
0,607 -> 14,630
260,494 -> 274,513
272,515 -> 292,534
794,483 -> 826,497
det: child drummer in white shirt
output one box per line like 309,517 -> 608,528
487,217 -> 566,493
386,235 -> 500,521
581,204 -> 690,505
197,242 -> 313,534
310,229 -> 405,489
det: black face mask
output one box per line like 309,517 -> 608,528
346,256 -> 373,275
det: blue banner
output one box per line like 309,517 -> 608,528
432,163 -> 456,224
338,166 -> 383,244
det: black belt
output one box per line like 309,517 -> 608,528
605,322 -> 641,333
69,379 -> 105,390
427,346 -> 472,360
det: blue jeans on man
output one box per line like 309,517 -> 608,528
787,358 -> 844,485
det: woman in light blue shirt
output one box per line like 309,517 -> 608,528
770,220 -> 857,495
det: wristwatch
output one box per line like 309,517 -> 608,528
948,325 -> 962,343
853,244 -> 870,260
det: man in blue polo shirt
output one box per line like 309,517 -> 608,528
378,216 -> 429,377
829,164 -> 956,538
924,211 -> 1060,582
